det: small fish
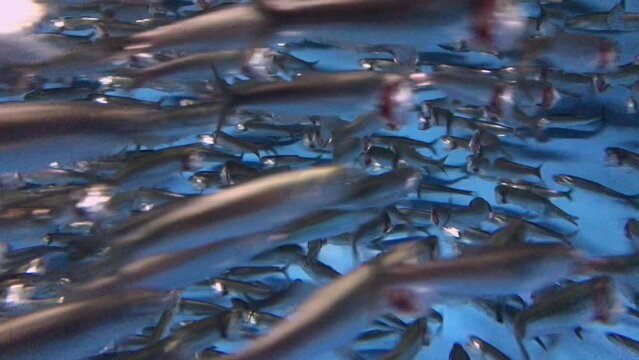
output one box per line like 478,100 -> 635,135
367,135 -> 437,155
297,255 -> 341,285
380,317 -> 428,360
467,156 -> 543,181
606,332 -> 639,355
553,174 -> 639,208
395,145 -> 448,174
495,184 -> 579,225
500,179 -> 572,200
261,155 -> 323,168
490,212 -> 576,243
418,182 -> 475,198
432,197 -> 492,230
606,147 -> 639,171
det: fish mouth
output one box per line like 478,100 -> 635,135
379,79 -> 413,130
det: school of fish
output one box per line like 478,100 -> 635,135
1,0 -> 639,359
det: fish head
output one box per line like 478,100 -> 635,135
604,148 -> 622,166
379,78 -> 414,130
242,48 -> 278,81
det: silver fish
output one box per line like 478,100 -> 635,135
553,173 -> 639,208
495,184 -> 579,225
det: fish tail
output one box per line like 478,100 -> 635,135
516,336 -> 531,360
210,64 -> 234,140
534,164 -> 543,180
438,155 -> 449,174
565,188 -> 574,201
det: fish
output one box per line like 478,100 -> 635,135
553,174 -> 639,208
417,182 -> 475,198
432,197 -> 492,230
490,212 -> 576,243
379,317 -> 428,360
467,156 -> 543,181
605,147 -> 639,171
0,289 -> 177,360
495,184 -> 579,225
499,179 -> 572,200
395,145 -> 448,174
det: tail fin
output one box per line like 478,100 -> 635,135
565,188 -> 573,201
210,64 -> 234,141
534,164 -> 543,180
